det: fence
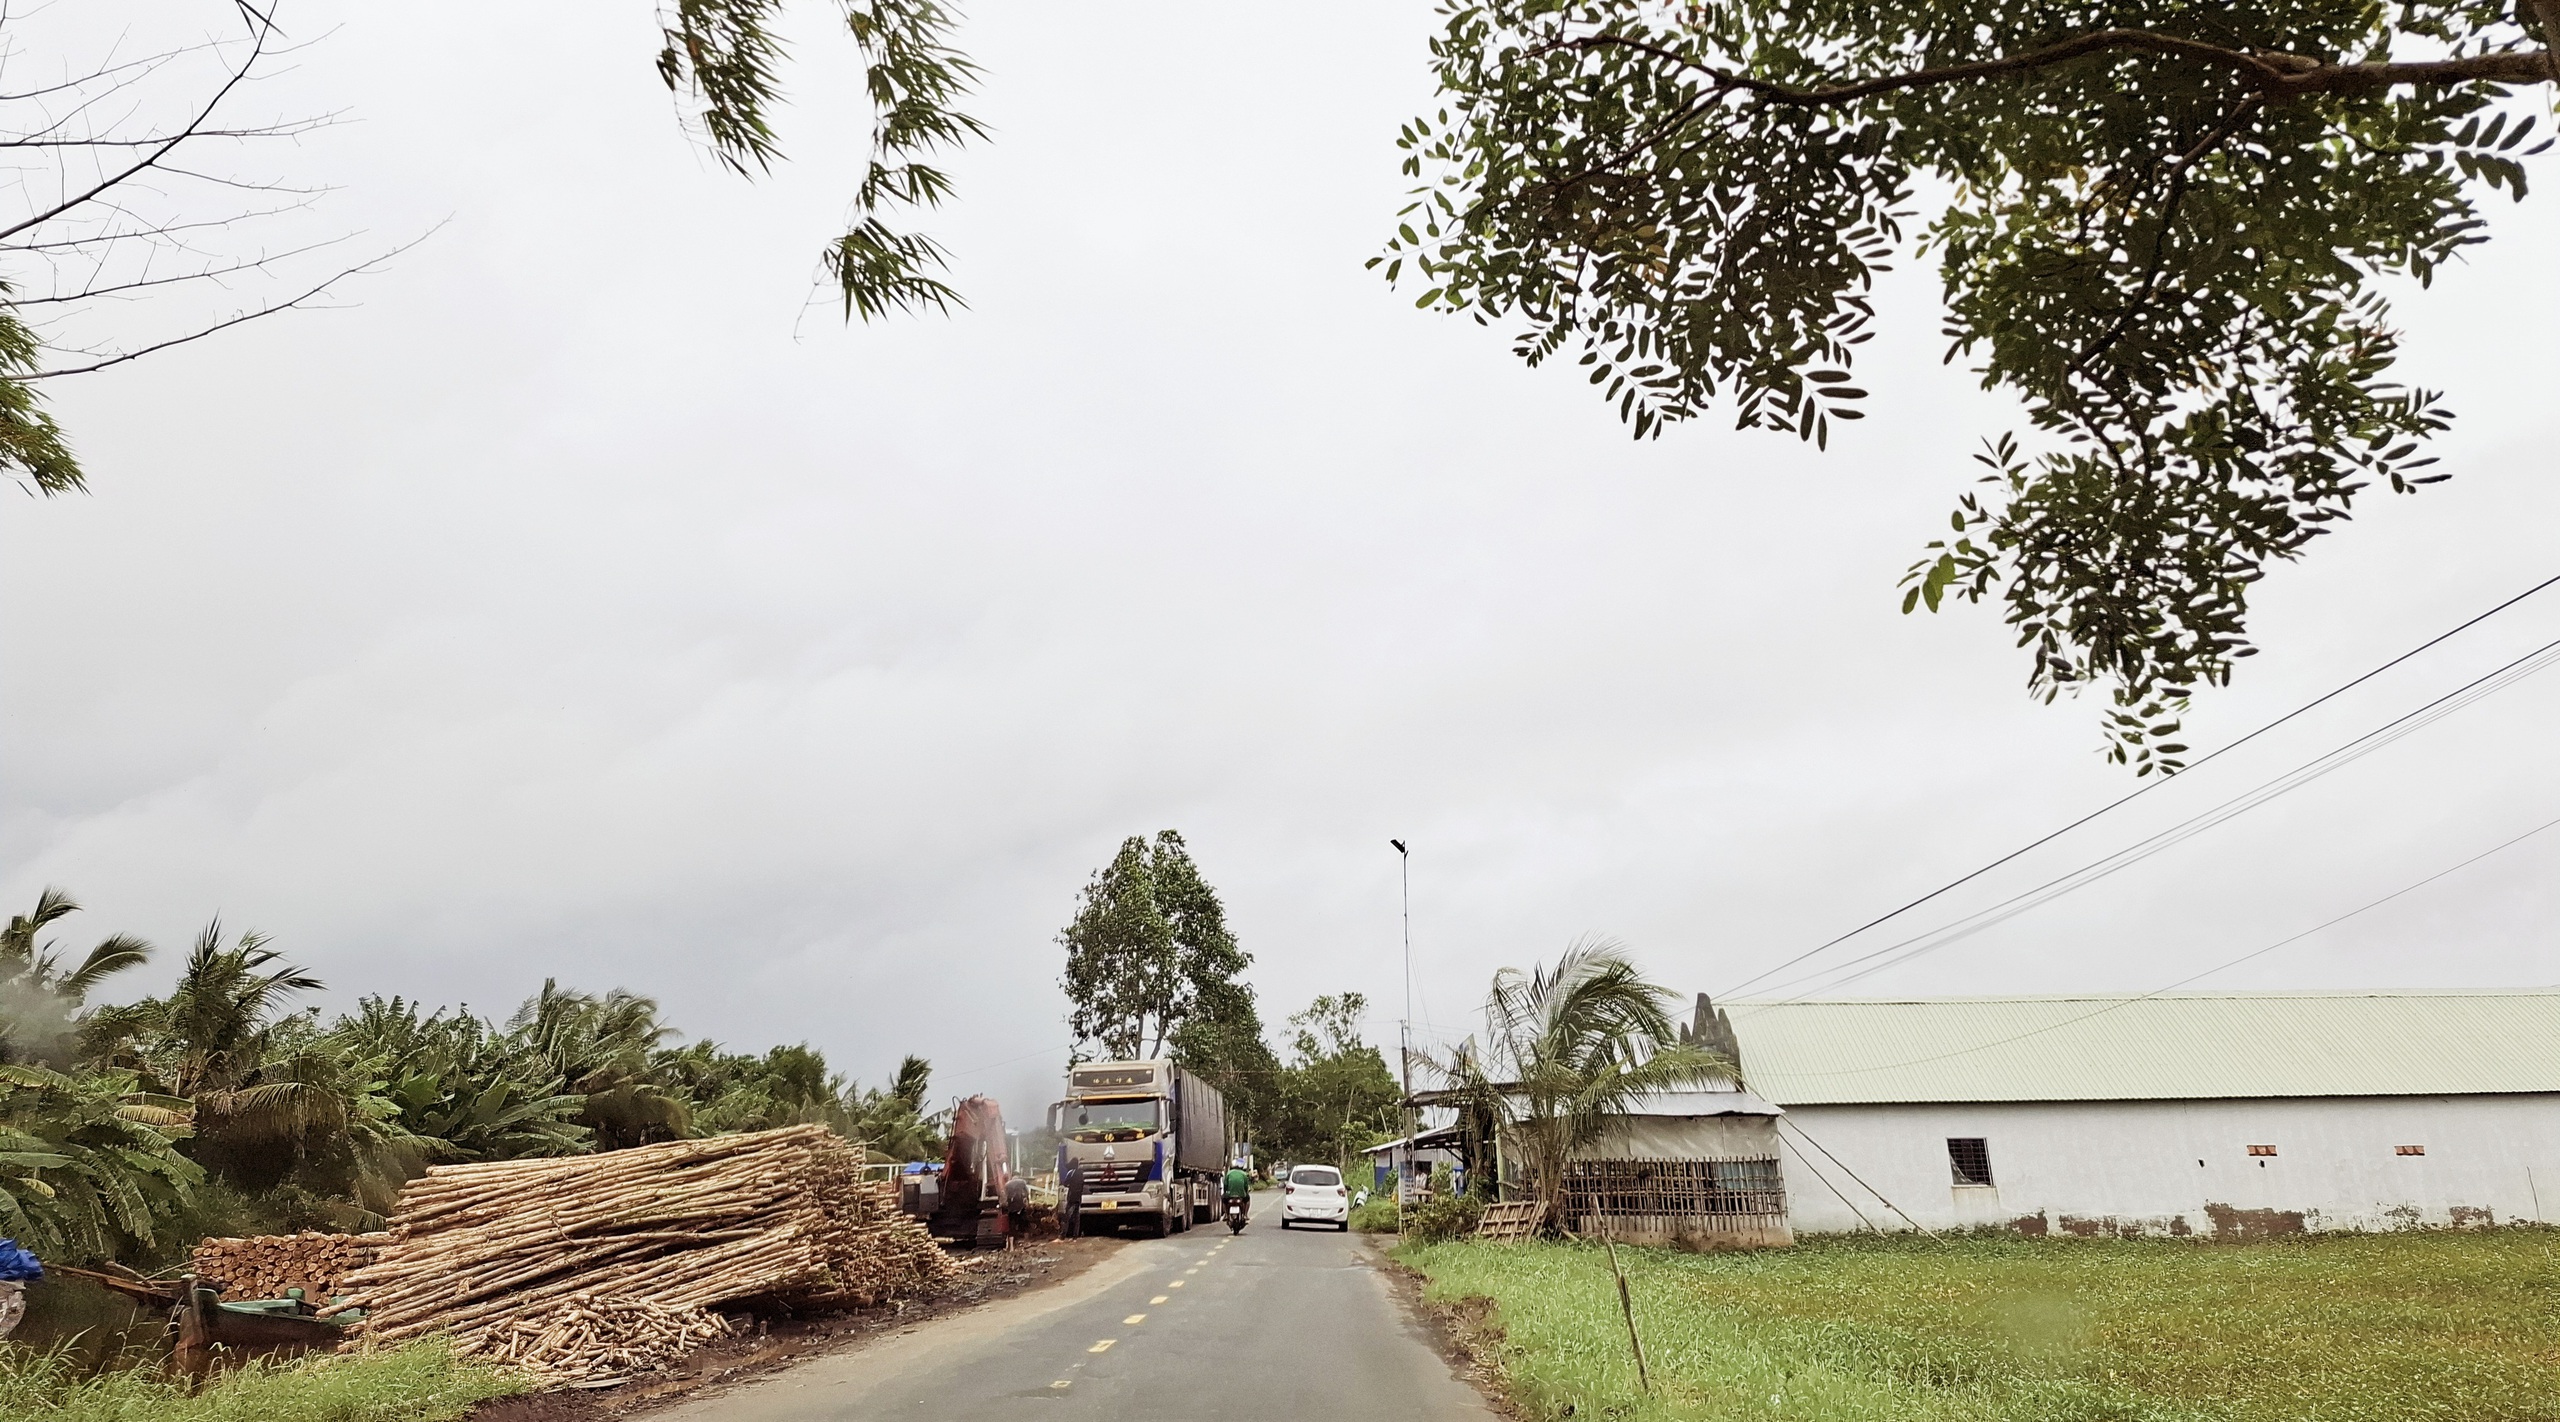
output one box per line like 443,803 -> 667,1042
1558,1156 -> 1792,1247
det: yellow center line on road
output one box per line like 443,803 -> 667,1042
1168,1280 -> 1184,1288
1089,1340 -> 1116,1353
1150,1295 -> 1168,1304
1124,1313 -> 1147,1324
1050,1382 -> 1071,1390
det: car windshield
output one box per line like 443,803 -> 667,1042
1070,1098 -> 1161,1140
1294,1167 -> 1341,1187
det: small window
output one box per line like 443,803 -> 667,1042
1947,1138 -> 1994,1187
2395,1145 -> 2426,1157
2247,1144 -> 2277,1158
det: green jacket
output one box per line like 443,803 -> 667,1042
1223,1167 -> 1251,1197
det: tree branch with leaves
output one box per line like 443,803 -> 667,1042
1381,0 -> 2556,771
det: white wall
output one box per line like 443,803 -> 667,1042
1776,1094 -> 2560,1237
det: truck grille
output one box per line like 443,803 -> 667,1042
1084,1161 -> 1149,1192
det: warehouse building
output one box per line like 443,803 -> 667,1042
1722,990 -> 2560,1237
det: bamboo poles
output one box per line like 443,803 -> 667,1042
341,1124 -> 957,1372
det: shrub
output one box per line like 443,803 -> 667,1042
1405,1167 -> 1486,1242
1348,1196 -> 1400,1232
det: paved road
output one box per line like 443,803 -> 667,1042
659,1195 -> 1492,1422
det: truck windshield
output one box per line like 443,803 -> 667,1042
1070,1098 -> 1162,1139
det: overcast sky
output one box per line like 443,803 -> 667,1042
5,3 -> 2555,1117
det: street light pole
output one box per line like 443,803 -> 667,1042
1391,838 -> 1415,1224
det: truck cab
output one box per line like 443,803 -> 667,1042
1052,1060 -> 1223,1236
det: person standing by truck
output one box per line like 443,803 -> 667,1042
1060,1156 -> 1085,1238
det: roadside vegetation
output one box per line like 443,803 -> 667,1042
0,1340 -> 516,1422
0,890 -> 946,1273
1399,1229 -> 2560,1422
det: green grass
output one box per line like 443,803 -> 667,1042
0,1341 -> 523,1422
1398,1229 -> 2560,1422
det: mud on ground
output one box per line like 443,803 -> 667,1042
468,1237 -> 1120,1422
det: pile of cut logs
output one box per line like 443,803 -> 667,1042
189,1231 -> 387,1302
342,1124 -> 955,1377
475,1295 -> 732,1384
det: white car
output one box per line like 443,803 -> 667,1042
1279,1164 -> 1350,1230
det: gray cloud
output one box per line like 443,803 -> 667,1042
6,2 -> 2556,1120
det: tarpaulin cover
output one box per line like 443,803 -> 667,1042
0,1240 -> 43,1282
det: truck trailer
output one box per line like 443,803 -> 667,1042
1049,1060 -> 1227,1236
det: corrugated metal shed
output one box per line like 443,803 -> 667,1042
1726,991 -> 2560,1105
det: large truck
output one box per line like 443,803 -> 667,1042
1049,1060 -> 1227,1236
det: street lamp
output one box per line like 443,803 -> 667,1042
1391,839 -> 1415,1221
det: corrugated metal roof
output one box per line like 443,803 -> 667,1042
1724,991 -> 2560,1105
1621,1089 -> 1784,1118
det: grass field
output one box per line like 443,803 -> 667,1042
1398,1229 -> 2559,1422
0,1340 -> 522,1422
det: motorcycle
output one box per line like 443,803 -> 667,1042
1223,1195 -> 1249,1233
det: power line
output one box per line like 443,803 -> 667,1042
1755,810 -> 2560,1081
1752,633 -> 2560,1000
1719,570 -> 2560,999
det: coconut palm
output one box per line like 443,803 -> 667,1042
506,981 -> 692,1149
0,889 -> 151,1066
83,922 -> 431,1209
1434,939 -> 1732,1214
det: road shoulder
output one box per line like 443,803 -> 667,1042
470,1238 -> 1138,1422
1363,1234 -> 1521,1418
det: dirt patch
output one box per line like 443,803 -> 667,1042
466,1238 -> 1119,1422
2202,1203 -> 2306,1241
1368,1242 -> 1520,1418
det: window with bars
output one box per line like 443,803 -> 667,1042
1947,1137 -> 1994,1187
1557,1157 -> 1788,1223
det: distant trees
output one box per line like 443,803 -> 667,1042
1256,993 -> 1401,1171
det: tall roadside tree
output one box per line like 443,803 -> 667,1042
1434,940 -> 1731,1213
1059,831 -> 1272,1129
1383,2 -> 2560,769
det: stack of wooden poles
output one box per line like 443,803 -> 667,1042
475,1295 -> 734,1384
189,1231 -> 387,1302
342,1124 -> 956,1374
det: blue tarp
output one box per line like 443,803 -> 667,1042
0,1239 -> 42,1283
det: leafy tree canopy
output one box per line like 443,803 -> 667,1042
1059,830 -> 1257,1063
1381,0 -> 2558,769
1258,993 -> 1402,1171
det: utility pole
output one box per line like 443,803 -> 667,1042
1391,838 -> 1415,1224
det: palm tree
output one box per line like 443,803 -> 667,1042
1435,939 -> 1732,1216
506,981 -> 692,1149
0,889 -> 151,1066
84,922 -> 431,1208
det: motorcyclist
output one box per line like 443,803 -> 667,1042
1222,1161 -> 1252,1222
